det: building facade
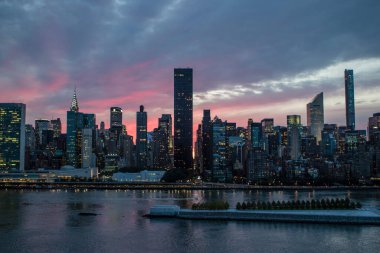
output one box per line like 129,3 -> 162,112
345,69 -> 355,130
287,115 -> 302,160
307,92 -> 324,142
35,119 -> 50,147
66,89 -> 96,168
174,68 -> 193,172
0,103 -> 26,171
211,117 -> 230,182
110,107 -> 123,144
136,105 -> 147,169
202,109 -> 212,178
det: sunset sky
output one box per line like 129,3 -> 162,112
1,0 -> 380,139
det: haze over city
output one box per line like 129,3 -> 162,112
1,0 -> 380,139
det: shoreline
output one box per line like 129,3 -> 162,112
0,182 -> 379,191
147,205 -> 380,225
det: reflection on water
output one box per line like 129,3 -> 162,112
0,189 -> 379,253
66,213 -> 98,227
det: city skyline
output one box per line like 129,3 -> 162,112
4,68 -> 378,140
1,2 -> 380,252
0,1 -> 379,139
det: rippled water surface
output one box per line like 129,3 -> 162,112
0,189 -> 379,253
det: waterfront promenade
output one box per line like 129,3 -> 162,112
0,181 -> 379,191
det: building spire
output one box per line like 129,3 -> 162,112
70,86 -> 79,112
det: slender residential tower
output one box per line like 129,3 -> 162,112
136,105 -> 147,169
345,69 -> 355,130
307,92 -> 324,142
174,68 -> 193,172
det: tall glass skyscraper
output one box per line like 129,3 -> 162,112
50,118 -> 62,138
110,107 -> 123,142
307,92 -> 324,142
202,109 -> 212,178
174,68 -> 193,172
136,105 -> 147,169
66,88 -> 97,168
35,119 -> 50,146
345,69 -> 355,130
153,115 -> 172,170
211,116 -> 228,182
250,122 -> 262,148
287,115 -> 302,160
0,103 -> 26,171
66,101 -> 84,167
110,107 -> 122,128
82,127 -> 96,168
161,114 -> 173,157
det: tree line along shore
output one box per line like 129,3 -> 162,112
191,198 -> 362,211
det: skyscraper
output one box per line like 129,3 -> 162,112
261,118 -> 274,136
50,118 -> 62,138
202,109 -> 212,178
152,115 -> 172,170
110,107 -> 123,142
368,112 -> 380,143
25,124 -> 36,153
211,116 -> 229,182
82,128 -> 95,168
307,92 -> 324,142
35,119 -> 50,146
174,68 -> 193,172
0,103 -> 26,171
84,113 -> 96,129
110,107 -> 122,128
161,114 -> 173,157
345,69 -> 355,130
195,124 -> 202,174
250,122 -> 262,148
287,115 -> 302,160
136,105 -> 147,169
66,89 -> 84,167
261,118 -> 274,154
66,88 -> 97,167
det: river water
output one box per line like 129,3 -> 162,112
0,189 -> 379,253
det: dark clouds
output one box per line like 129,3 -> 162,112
0,0 -> 379,134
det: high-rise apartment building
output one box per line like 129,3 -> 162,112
174,68 -> 193,172
202,109 -> 212,178
287,115 -> 302,160
345,69 -> 355,130
136,105 -> 147,169
307,92 -> 324,142
0,103 -> 26,171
